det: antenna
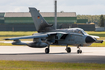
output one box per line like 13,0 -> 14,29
54,0 -> 57,29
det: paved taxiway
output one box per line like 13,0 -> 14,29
0,46 -> 105,63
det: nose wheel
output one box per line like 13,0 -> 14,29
77,45 -> 82,54
77,50 -> 82,54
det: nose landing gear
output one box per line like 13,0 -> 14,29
77,45 -> 82,54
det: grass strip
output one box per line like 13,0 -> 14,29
90,41 -> 105,47
0,60 -> 105,70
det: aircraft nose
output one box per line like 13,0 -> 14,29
85,36 -> 96,43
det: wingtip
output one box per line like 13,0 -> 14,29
101,40 -> 104,43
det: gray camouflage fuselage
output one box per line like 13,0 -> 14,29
5,7 -> 103,49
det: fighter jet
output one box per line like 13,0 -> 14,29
5,7 -> 103,54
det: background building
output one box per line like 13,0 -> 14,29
0,12 -> 95,31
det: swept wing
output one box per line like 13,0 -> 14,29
5,34 -> 48,40
5,32 -> 68,40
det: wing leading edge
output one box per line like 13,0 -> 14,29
5,32 -> 68,40
5,34 -> 48,40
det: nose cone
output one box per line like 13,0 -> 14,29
85,36 -> 95,43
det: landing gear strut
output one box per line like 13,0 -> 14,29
77,45 -> 82,54
45,45 -> 50,54
65,45 -> 71,53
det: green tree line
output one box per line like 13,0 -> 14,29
77,15 -> 105,26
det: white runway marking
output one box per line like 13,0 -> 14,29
0,46 -> 105,56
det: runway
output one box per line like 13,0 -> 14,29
0,46 -> 105,63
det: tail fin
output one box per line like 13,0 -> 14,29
29,7 -> 53,32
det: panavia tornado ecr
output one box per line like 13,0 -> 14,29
5,7 -> 103,54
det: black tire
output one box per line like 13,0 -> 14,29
77,50 -> 82,54
66,47 -> 71,53
77,50 -> 80,54
80,50 -> 82,53
45,48 -> 49,54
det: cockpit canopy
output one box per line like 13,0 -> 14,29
68,28 -> 88,35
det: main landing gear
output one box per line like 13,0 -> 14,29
65,45 -> 71,53
45,45 -> 50,54
77,45 -> 82,54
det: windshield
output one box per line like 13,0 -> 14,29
81,29 -> 88,35
78,30 -> 83,35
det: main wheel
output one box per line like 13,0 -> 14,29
45,48 -> 49,54
80,50 -> 82,53
77,50 -> 82,54
66,47 -> 71,53
77,50 -> 80,54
